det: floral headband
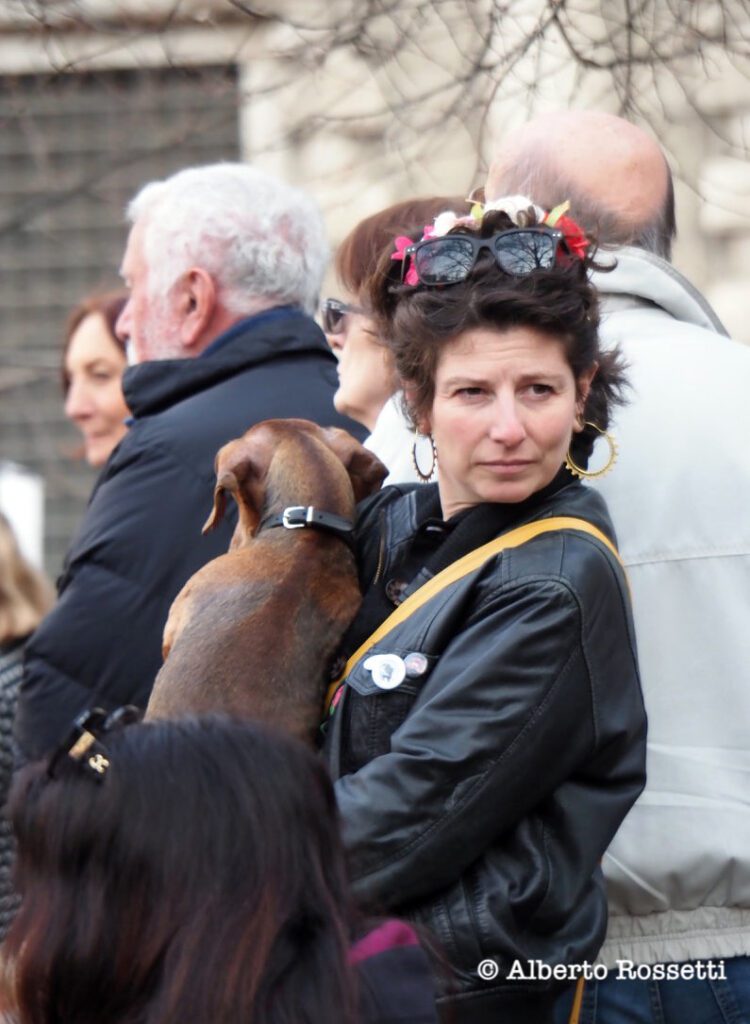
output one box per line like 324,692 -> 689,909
391,195 -> 589,286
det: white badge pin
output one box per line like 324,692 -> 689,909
364,654 -> 406,690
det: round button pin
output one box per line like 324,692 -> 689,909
363,654 -> 406,690
404,652 -> 429,678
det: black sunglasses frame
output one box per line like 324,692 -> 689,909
403,227 -> 568,286
320,297 -> 366,335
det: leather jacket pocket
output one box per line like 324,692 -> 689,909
342,649 -> 437,767
410,876 -> 487,977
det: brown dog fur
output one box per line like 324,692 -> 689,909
145,419 -> 386,743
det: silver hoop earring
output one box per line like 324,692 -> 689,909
411,431 -> 437,482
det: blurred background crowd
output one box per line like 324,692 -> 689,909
0,0 -> 748,576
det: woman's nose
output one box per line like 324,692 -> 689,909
488,398 -> 526,446
65,380 -> 94,422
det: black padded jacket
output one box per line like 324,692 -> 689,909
324,478 -> 647,1024
17,308 -> 364,761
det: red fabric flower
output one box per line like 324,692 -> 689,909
555,214 -> 589,261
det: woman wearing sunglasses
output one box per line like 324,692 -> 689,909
323,197 -> 647,1024
322,196 -> 462,482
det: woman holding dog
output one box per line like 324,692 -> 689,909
324,197 -> 647,1024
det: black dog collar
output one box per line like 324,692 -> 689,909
261,506 -> 355,548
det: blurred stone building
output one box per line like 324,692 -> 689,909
0,0 -> 748,574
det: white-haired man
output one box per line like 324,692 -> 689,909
487,112 -> 750,1021
16,163 -> 365,760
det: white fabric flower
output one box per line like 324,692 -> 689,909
483,194 -> 545,225
432,210 -> 461,236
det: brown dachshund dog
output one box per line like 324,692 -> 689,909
146,419 -> 387,743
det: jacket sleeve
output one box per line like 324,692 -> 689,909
15,436 -> 230,762
334,568 -> 645,907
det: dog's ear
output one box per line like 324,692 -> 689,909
202,481 -> 229,534
202,468 -> 248,534
202,443 -> 237,534
202,431 -> 276,538
323,428 -> 388,502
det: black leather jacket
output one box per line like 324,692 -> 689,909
325,478 -> 646,1024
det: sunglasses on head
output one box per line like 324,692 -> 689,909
403,227 -> 568,286
320,298 -> 366,335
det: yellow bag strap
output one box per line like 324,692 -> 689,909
325,516 -> 624,711
568,975 -> 586,1024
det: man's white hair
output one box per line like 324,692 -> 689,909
127,163 -> 329,316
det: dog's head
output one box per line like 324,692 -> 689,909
202,419 -> 387,542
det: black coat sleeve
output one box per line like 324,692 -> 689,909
16,437 -> 231,761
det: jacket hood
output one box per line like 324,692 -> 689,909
591,247 -> 729,336
122,309 -> 335,418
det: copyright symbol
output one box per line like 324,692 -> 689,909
477,958 -> 499,981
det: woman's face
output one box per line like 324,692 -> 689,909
422,325 -> 595,518
325,297 -> 396,432
64,312 -> 130,468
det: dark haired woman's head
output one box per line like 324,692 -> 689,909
323,195 -> 465,431
2,716 -> 357,1024
367,198 -> 627,516
62,290 -> 130,468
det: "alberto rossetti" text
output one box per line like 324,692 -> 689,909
505,959 -> 727,981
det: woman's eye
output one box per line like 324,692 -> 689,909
456,386 -> 484,398
526,383 -> 553,397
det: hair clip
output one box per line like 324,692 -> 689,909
464,185 -> 485,206
47,705 -> 142,783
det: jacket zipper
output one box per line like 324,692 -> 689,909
372,510 -> 387,584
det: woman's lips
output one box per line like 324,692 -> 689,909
479,460 -> 532,473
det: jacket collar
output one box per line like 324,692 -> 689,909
387,467 -> 590,569
122,307 -> 334,418
592,247 -> 728,336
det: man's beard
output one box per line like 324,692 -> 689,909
138,297 -> 185,361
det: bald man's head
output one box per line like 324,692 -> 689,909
486,111 -> 675,259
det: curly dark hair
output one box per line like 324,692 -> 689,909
367,206 -> 628,463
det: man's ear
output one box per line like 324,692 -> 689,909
175,268 -> 217,351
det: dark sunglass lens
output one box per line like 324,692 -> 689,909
415,238 -> 476,285
493,231 -> 557,274
322,301 -> 345,334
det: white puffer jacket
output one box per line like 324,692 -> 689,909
590,248 -> 750,966
365,394 -> 418,486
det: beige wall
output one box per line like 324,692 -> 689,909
2,0 -> 749,339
